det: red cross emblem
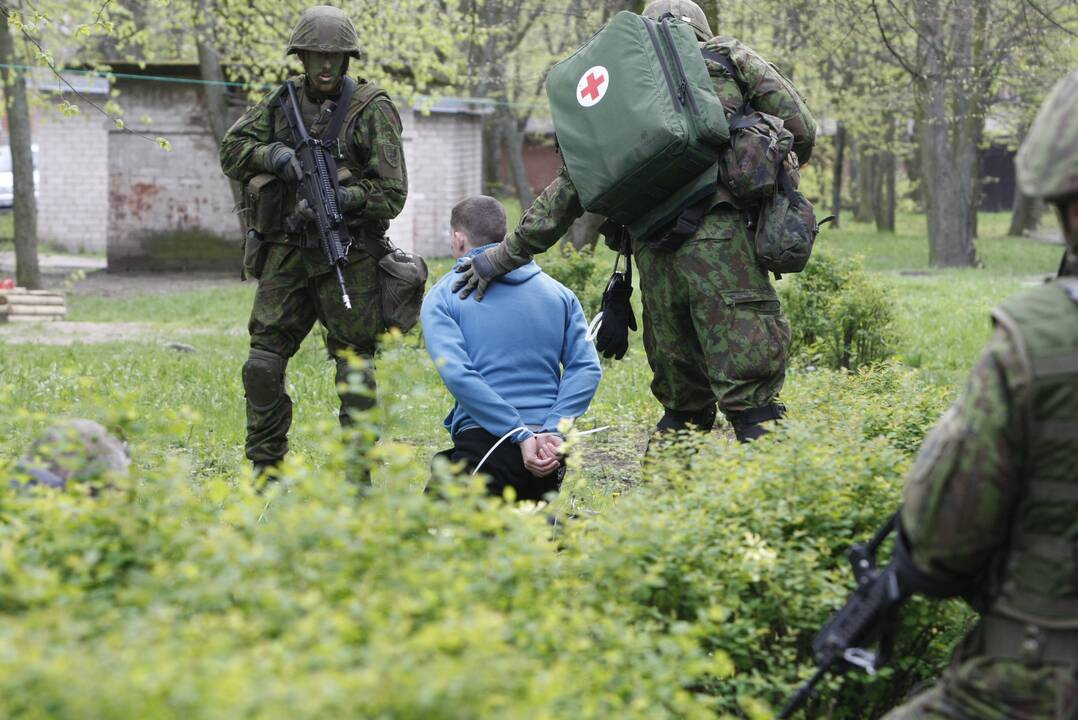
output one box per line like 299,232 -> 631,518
576,65 -> 610,107
580,72 -> 606,101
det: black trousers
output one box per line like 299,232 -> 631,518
435,428 -> 564,501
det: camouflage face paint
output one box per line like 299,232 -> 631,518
302,51 -> 347,95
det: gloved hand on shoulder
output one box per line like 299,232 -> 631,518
452,241 -> 531,301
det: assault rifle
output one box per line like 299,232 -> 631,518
279,79 -> 356,309
779,513 -> 908,718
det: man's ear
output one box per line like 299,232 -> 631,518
452,230 -> 469,253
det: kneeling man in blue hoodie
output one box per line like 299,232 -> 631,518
422,196 -> 602,500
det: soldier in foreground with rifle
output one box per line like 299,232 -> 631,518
786,73 -> 1078,719
219,6 -> 409,478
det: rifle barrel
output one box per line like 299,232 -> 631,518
779,665 -> 829,719
336,266 -> 352,309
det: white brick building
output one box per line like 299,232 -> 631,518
11,65 -> 487,267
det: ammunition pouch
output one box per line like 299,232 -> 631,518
244,173 -> 286,235
241,173 -> 285,280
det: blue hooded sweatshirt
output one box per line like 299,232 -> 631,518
421,244 -> 602,444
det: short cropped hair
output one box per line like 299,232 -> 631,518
450,196 -> 508,248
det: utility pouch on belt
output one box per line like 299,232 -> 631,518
357,235 -> 429,333
241,173 -> 283,280
753,168 -> 833,278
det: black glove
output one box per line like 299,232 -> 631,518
266,142 -> 303,184
285,198 -> 316,233
594,272 -> 637,359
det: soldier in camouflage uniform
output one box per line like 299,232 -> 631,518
219,6 -> 407,474
453,0 -> 816,442
883,71 -> 1078,719
11,419 -> 130,492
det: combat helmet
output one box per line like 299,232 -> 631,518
642,0 -> 713,41
13,419 -> 130,491
1016,71 -> 1078,253
285,5 -> 362,59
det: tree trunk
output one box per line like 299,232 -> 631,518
0,8 -> 40,289
831,122 -> 846,229
854,142 -> 874,223
501,113 -> 533,210
875,115 -> 896,232
1008,191 -> 1042,237
195,0 -> 243,227
916,0 -> 978,267
563,212 -> 604,254
481,117 -> 503,195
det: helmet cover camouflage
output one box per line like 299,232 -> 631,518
1016,71 -> 1078,203
13,419 -> 130,490
286,5 -> 362,59
642,0 -> 714,41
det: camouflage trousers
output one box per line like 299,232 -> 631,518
883,630 -> 1078,720
632,206 -> 790,418
244,243 -> 382,464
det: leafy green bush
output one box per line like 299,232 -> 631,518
0,354 -> 965,719
781,250 -> 897,371
537,245 -> 612,317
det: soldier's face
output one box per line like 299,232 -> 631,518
303,51 -> 347,94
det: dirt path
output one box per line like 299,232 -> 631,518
0,265 -> 240,345
66,269 -> 238,299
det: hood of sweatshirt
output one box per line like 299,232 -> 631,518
456,243 -> 541,285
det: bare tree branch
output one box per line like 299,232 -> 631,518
1025,0 -> 1078,37
0,1 -> 169,148
870,0 -> 924,79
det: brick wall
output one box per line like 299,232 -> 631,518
4,71 -> 484,267
391,107 -> 483,258
107,79 -> 241,271
0,95 -> 110,253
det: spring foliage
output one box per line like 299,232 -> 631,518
0,347 -> 967,719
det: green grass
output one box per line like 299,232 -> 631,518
1,210 -> 1064,489
810,212 -> 1064,384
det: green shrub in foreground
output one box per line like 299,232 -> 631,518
0,362 -> 966,719
781,251 -> 897,371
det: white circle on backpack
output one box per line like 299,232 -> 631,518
577,66 -> 610,108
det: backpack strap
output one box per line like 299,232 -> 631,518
321,76 -> 357,142
702,48 -> 756,116
700,48 -> 738,80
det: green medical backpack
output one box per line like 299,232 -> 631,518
546,11 -> 729,242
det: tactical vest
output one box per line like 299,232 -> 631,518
267,77 -> 390,246
989,278 -> 1078,630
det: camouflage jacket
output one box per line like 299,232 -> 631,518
901,326 -> 1030,581
220,75 -> 407,270
504,37 -> 816,258
902,279 -> 1078,606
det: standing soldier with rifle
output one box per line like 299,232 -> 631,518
220,5 -> 407,477
787,73 -> 1078,719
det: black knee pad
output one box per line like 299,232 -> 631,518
656,403 -> 717,432
243,348 -> 286,411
